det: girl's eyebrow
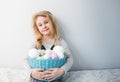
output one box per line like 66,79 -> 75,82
44,20 -> 48,22
37,23 -> 42,25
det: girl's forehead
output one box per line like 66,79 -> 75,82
36,16 -> 50,21
37,16 -> 47,20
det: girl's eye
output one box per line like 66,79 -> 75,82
39,24 -> 42,26
44,21 -> 48,24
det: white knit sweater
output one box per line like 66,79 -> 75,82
24,38 -> 73,80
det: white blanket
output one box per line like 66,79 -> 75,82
64,69 -> 120,82
1,67 -> 120,82
0,68 -> 28,82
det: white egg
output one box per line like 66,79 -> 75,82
53,46 -> 64,58
28,49 -> 39,58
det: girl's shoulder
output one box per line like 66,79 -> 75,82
58,38 -> 68,47
29,40 -> 37,49
59,38 -> 66,43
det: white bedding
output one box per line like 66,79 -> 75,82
0,67 -> 120,82
64,69 -> 120,82
0,68 -> 28,82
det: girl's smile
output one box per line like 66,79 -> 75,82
36,16 -> 53,36
42,28 -> 49,32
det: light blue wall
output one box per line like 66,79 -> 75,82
60,0 -> 120,70
0,0 -> 119,70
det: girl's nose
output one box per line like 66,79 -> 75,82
42,24 -> 46,28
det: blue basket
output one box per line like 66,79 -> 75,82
28,55 -> 67,70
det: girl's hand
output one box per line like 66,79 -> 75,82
45,68 -> 65,81
31,68 -> 47,80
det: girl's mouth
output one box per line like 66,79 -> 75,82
43,28 -> 49,32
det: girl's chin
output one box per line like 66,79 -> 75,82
42,32 -> 51,36
42,30 -> 51,36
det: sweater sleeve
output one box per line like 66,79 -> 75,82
23,42 -> 36,80
59,39 -> 73,74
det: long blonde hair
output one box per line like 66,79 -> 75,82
32,11 -> 60,49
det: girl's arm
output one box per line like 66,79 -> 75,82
23,41 -> 36,76
45,39 -> 73,81
60,39 -> 73,74
23,42 -> 47,80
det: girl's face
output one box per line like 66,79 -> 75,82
36,16 -> 53,36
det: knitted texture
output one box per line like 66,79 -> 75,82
28,55 -> 67,70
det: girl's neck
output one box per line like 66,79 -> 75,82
43,35 -> 54,42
